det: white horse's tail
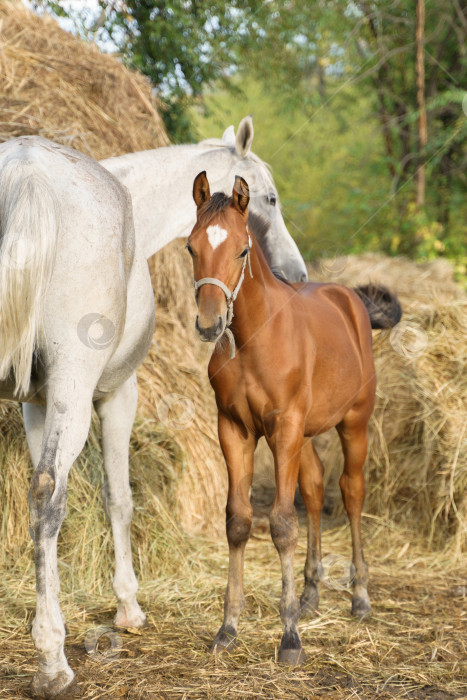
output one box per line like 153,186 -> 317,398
0,158 -> 60,395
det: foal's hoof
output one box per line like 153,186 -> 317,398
210,624 -> 237,654
30,668 -> 78,699
351,594 -> 371,619
278,646 -> 306,666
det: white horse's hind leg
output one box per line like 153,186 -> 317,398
28,385 -> 93,699
23,403 -> 46,467
95,374 -> 146,629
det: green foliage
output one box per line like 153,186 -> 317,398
34,0 -> 272,140
195,76 -> 466,277
33,0 -> 466,268
195,80 -> 397,258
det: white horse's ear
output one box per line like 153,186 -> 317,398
193,171 -> 211,209
235,115 -> 254,158
222,125 -> 235,146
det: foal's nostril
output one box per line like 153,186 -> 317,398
195,314 -> 224,341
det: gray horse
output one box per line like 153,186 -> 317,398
0,136 -> 154,697
102,115 -> 308,283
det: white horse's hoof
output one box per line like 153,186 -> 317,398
30,667 -> 76,699
114,604 -> 147,629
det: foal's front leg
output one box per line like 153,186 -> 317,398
211,414 -> 255,653
267,417 -> 305,665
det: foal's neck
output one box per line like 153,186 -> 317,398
229,238 -> 285,347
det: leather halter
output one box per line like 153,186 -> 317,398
193,234 -> 253,359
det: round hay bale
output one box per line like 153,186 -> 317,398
0,1 -> 169,156
0,2 -> 225,591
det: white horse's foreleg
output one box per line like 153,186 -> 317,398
95,374 -> 146,629
28,386 -> 93,699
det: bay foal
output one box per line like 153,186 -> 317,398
187,172 -> 401,665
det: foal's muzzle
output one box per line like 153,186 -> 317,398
195,315 -> 225,342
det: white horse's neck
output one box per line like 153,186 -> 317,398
102,143 -> 232,258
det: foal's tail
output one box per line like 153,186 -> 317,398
353,284 -> 402,329
0,158 -> 60,395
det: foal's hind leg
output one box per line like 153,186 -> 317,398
211,414 -> 255,653
337,410 -> 371,618
298,440 -> 324,616
95,374 -> 146,630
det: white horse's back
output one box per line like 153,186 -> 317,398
0,136 -> 144,400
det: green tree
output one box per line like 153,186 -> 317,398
34,0 -> 466,265
350,0 -> 467,256
34,0 -> 275,140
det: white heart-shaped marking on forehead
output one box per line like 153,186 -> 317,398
206,224 -> 229,250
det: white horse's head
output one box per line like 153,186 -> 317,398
198,116 -> 308,283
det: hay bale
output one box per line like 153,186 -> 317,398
309,254 -> 466,553
0,1 -> 169,156
254,254 -> 466,553
0,2 -> 225,591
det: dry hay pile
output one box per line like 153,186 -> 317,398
0,1 -> 169,157
313,254 -> 466,554
0,2 -> 225,594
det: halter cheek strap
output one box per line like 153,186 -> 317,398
193,235 -> 253,359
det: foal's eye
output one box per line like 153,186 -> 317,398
239,248 -> 249,258
186,243 -> 194,257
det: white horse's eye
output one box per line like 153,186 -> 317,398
268,193 -> 277,206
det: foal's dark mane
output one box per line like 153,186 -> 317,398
198,192 -> 231,225
199,193 -> 270,239
199,193 -> 292,285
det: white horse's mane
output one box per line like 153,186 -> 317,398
197,138 -> 276,193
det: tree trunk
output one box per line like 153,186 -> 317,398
415,0 -> 427,208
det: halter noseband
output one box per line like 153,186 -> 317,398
193,234 -> 253,359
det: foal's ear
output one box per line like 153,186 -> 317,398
233,175 -> 249,215
193,171 -> 211,209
